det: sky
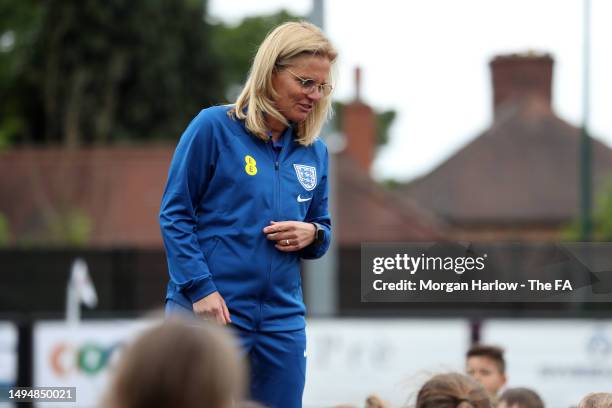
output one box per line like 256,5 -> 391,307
208,0 -> 612,183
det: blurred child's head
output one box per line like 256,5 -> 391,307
465,344 -> 507,397
103,318 -> 245,408
578,392 -> 612,408
498,387 -> 544,408
416,372 -> 492,408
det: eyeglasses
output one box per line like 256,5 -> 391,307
285,68 -> 333,97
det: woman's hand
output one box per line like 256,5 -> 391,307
192,291 -> 231,325
263,221 -> 316,252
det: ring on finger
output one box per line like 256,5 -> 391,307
285,239 -> 290,246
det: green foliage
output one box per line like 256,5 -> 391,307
381,178 -> 402,189
375,109 -> 396,147
596,192 -> 612,239
210,10 -> 302,100
1,3 -> 396,148
0,116 -> 25,148
0,0 -> 44,145
332,101 -> 396,148
1,1 -> 398,151
7,208 -> 92,247
0,213 -> 10,246
1,0 -> 224,145
48,209 -> 92,247
564,182 -> 612,241
332,101 -> 344,134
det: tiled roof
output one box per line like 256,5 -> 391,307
0,146 -> 442,247
0,147 -> 172,247
335,153 -> 442,244
401,98 -> 612,224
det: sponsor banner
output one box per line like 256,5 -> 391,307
0,322 -> 18,405
482,319 -> 612,407
303,319 -> 469,408
362,242 -> 612,302
33,319 -> 156,407
0,322 -> 17,385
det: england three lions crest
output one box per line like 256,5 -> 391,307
293,164 -> 317,191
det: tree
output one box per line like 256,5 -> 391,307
210,10 -> 302,101
0,0 -> 224,146
332,101 -> 396,147
0,0 -> 44,146
564,182 -> 612,241
0,212 -> 9,246
0,0 -> 229,245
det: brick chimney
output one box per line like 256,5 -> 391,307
342,67 -> 377,173
490,52 -> 554,115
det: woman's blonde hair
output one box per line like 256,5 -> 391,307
102,319 -> 245,408
231,21 -> 337,146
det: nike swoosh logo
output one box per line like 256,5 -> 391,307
297,195 -> 312,202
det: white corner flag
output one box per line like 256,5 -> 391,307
66,258 -> 98,325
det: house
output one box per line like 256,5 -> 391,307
400,53 -> 612,241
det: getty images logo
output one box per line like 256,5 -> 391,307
372,253 -> 488,275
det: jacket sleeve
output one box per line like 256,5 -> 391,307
300,145 -> 332,259
159,111 -> 218,303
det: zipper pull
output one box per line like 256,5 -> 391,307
275,161 -> 279,170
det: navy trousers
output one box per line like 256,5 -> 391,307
165,299 -> 306,408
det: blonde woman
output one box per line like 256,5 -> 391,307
159,21 -> 336,408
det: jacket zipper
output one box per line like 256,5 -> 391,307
261,140 -> 281,326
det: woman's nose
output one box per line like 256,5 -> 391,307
307,87 -> 323,101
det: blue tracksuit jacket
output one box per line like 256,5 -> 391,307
159,105 -> 331,332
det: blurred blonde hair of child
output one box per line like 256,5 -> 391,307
578,393 -> 612,408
